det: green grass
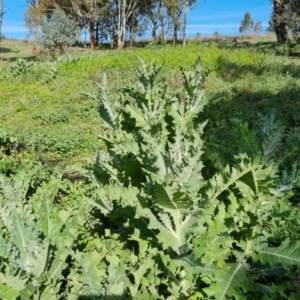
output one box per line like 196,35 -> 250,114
1,38 -> 300,165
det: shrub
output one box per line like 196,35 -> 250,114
39,10 -> 79,57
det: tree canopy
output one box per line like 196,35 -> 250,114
22,0 -> 205,49
270,0 -> 300,42
239,12 -> 254,35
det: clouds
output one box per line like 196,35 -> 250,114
2,21 -> 26,34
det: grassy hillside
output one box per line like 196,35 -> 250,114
1,38 -> 300,165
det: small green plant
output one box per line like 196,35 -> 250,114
47,62 -> 57,81
0,129 -> 19,174
9,58 -> 33,76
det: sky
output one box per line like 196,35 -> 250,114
1,0 -> 273,40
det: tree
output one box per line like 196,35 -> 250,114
164,0 -> 198,45
39,9 -> 80,57
239,12 -> 254,35
128,2 -> 147,47
0,0 -> 8,40
182,0 -> 200,46
271,0 -> 289,43
24,2 -> 46,42
105,0 -> 140,50
24,0 -> 65,42
266,16 -> 275,32
38,0 -> 105,49
0,0 -> 3,40
143,0 -> 165,41
66,0 -> 104,49
164,0 -> 182,44
272,0 -> 300,40
253,21 -> 263,34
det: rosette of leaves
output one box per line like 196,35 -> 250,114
88,57 -> 300,299
9,58 -> 33,77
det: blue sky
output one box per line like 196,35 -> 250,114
2,0 -> 273,40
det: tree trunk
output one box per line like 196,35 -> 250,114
89,20 -> 96,49
152,26 -> 157,41
273,0 -> 288,43
275,22 -> 288,43
0,0 -> 4,38
182,0 -> 189,46
158,0 -> 165,41
129,12 -> 137,47
35,23 -> 39,41
110,25 -> 115,49
116,0 -> 125,50
173,25 -> 178,45
95,21 -> 99,46
119,0 -> 126,49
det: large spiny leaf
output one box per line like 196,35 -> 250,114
274,165 -> 298,197
262,127 -> 283,163
257,109 -> 284,163
125,104 -> 149,129
203,262 -> 250,300
134,196 -> 192,253
232,119 -> 260,157
38,192 -> 63,242
206,155 -> 276,203
254,240 -> 300,267
97,74 -> 120,129
206,158 -> 258,202
152,183 -> 192,209
12,213 -> 35,257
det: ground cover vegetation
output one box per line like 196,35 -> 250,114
0,1 -> 300,299
0,35 -> 300,299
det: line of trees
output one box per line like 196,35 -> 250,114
2,0 -> 300,48
24,0 -> 204,50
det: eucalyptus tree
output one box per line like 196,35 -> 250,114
239,12 -> 254,35
183,0 -> 207,45
270,0 -> 289,42
271,0 -> 300,41
143,0 -> 161,41
34,0 -> 105,49
39,9 -> 79,56
24,0 -> 70,42
128,1 -> 148,47
105,0 -> 140,49
164,0 -> 183,44
64,0 -> 106,49
164,0 -> 198,45
253,21 -> 263,34
24,0 -> 45,41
